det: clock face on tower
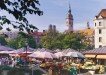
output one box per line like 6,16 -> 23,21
66,19 -> 73,26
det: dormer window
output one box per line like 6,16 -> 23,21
99,22 -> 101,26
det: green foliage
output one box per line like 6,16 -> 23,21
0,0 -> 42,33
63,33 -> 87,50
41,29 -> 62,50
7,34 -> 26,49
0,36 -> 7,45
7,32 -> 36,49
41,32 -> 87,50
27,36 -> 36,48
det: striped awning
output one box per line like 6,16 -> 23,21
83,47 -> 106,54
85,54 -> 96,58
96,55 -> 106,59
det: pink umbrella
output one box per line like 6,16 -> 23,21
54,52 -> 64,58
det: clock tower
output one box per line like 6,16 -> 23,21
66,3 -> 73,32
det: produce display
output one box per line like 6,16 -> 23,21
81,61 -> 105,74
81,61 -> 96,70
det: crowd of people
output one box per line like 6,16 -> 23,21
0,54 -> 105,75
0,54 -> 29,67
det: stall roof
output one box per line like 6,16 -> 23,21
85,54 -> 96,58
83,47 -> 106,54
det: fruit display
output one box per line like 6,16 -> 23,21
99,65 -> 105,74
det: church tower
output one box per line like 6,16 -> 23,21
66,3 -> 73,32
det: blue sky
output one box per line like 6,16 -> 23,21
1,0 -> 106,32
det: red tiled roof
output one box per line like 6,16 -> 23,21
96,9 -> 106,18
30,32 -> 43,36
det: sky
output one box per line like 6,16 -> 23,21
1,0 -> 106,32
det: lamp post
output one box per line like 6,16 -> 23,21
25,39 -> 28,64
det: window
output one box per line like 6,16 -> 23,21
95,23 -> 96,26
99,29 -> 102,34
99,45 -> 102,48
99,37 -> 102,42
99,22 -> 101,26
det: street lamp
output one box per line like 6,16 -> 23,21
25,39 -> 28,64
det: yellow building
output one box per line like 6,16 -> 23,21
78,22 -> 94,49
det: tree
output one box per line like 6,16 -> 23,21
63,32 -> 87,50
0,36 -> 7,45
27,35 -> 36,48
8,32 -> 36,49
0,0 -> 43,33
51,33 -> 65,49
41,29 -> 87,50
41,27 -> 60,50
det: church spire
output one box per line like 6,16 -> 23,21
68,3 -> 71,13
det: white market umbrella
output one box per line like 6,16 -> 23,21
36,48 -> 55,53
9,54 -> 19,57
21,51 -> 33,54
62,48 -> 76,54
28,51 -> 41,58
0,51 -> 10,54
54,52 -> 64,58
29,51 -> 56,59
0,45 -> 15,51
65,52 -> 85,58
40,51 -> 56,59
9,47 -> 34,54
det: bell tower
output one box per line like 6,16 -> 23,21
66,3 -> 73,32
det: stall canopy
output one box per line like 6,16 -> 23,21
85,54 -> 96,58
96,55 -> 106,59
83,47 -> 106,59
83,47 -> 106,54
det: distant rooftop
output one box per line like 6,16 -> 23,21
96,9 -> 106,18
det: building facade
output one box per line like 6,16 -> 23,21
94,9 -> 106,48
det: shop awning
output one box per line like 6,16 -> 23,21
96,55 -> 106,59
85,54 -> 96,58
